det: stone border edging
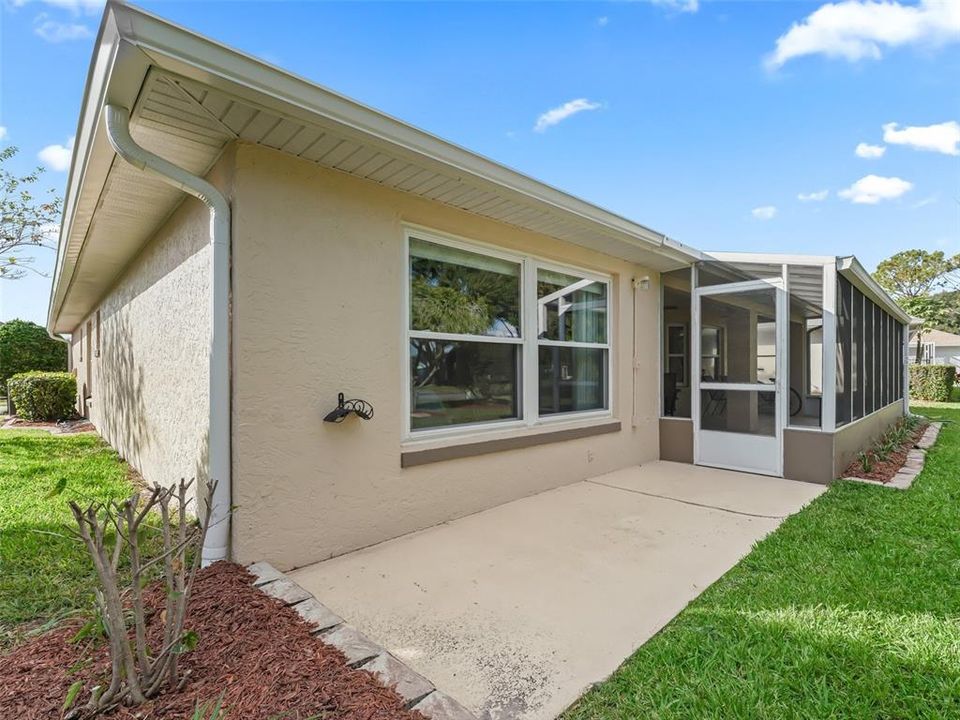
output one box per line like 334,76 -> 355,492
843,422 -> 942,490
247,561 -> 476,720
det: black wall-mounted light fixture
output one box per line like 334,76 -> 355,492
323,392 -> 374,423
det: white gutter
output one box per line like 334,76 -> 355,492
104,104 -> 230,566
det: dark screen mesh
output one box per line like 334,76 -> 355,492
836,276 -> 853,426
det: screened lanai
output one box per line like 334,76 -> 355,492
659,253 -> 910,483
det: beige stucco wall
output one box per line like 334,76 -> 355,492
69,152 -> 234,494
782,400 -> 905,484
783,428 -> 834,484
832,400 -> 905,478
231,143 -> 662,569
659,418 -> 693,463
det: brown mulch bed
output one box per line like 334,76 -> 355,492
1,416 -> 97,434
842,421 -> 929,483
0,563 -> 425,720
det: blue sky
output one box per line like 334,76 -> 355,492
1,0 -> 958,325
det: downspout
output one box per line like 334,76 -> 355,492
104,104 -> 230,566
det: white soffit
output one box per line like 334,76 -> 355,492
52,71 -> 235,331
50,2 -> 699,332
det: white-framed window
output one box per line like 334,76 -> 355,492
665,324 -> 687,386
700,325 -> 724,381
405,228 -> 612,437
806,319 -> 823,396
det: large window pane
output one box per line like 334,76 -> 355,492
539,346 -> 608,415
700,389 -> 776,436
410,237 -> 521,337
537,269 -> 607,343
410,340 -> 519,430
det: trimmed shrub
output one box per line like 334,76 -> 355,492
0,319 -> 68,392
909,364 -> 956,402
7,371 -> 76,421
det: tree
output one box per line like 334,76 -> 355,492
0,319 -> 68,391
873,250 -> 960,362
1,146 -> 62,279
66,479 -> 215,717
934,289 -> 960,335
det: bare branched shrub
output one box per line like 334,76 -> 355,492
66,479 -> 217,717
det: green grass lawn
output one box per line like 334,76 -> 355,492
0,430 -> 135,647
565,401 -> 960,720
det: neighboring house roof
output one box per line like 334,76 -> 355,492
47,1 -> 704,334
910,329 -> 960,347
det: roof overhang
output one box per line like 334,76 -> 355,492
703,252 -> 909,324
48,1 -> 701,334
837,256 -> 911,324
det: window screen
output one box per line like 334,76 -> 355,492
873,303 -> 882,410
851,286 -> 863,421
883,312 -> 891,407
838,278 -> 903,421
836,276 -> 852,426
893,320 -> 903,400
863,300 -> 874,416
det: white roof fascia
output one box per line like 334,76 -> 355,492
50,1 -> 703,332
836,256 -> 911,323
706,251 -> 836,266
108,1 -> 699,266
46,7 -> 155,333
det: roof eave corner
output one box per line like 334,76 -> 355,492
46,3 -> 153,335
836,255 -> 911,324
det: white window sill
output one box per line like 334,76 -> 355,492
401,415 -> 620,468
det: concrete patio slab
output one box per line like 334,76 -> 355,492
590,461 -> 827,517
291,461 -> 825,720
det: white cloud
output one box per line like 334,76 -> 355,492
798,189 -> 829,202
855,142 -> 886,158
765,0 -> 960,70
597,16 -> 609,27
38,136 -> 75,171
751,205 -> 778,220
0,126 -> 7,142
534,98 -> 601,133
34,16 -> 92,42
650,0 -> 699,13
882,120 -> 960,155
838,174 -> 912,204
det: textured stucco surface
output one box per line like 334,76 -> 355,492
69,153 -> 234,496
231,143 -> 663,569
832,400 -> 905,478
